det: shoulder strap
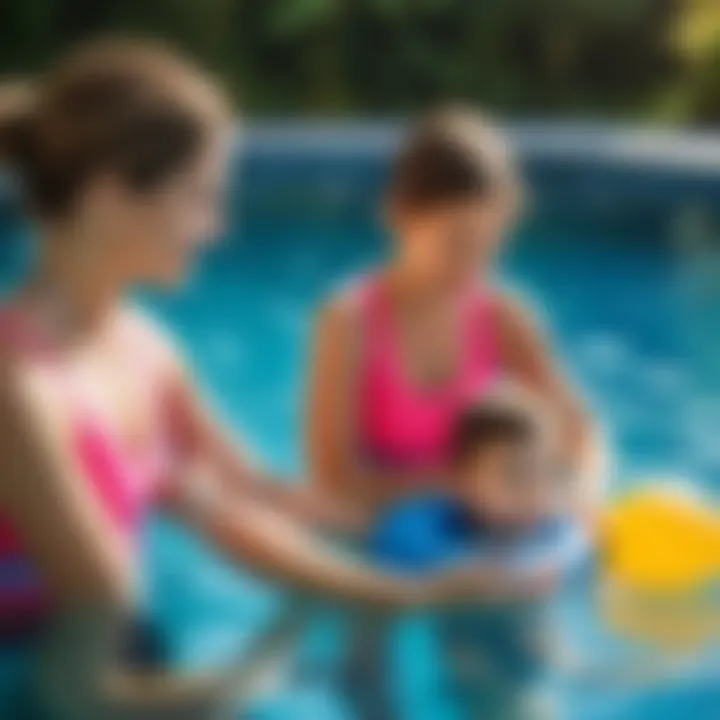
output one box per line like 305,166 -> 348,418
334,272 -> 388,348
0,305 -> 51,357
466,286 -> 499,378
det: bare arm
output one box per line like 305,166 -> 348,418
493,292 -> 607,520
168,481 -> 552,608
136,321 -> 426,605
149,317 -> 545,607
0,361 -> 134,609
121,310 -> 355,531
172,488 -> 425,608
162,360 -> 362,531
306,299 -> 360,507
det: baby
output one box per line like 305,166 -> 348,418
363,387 -> 579,718
371,385 -> 568,577
448,384 -> 568,543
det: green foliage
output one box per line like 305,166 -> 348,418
0,0 -> 716,122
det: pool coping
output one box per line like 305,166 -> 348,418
241,121 -> 720,176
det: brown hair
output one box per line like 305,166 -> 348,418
0,39 -> 229,218
390,107 -> 519,212
451,389 -> 542,468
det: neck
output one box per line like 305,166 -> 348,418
386,263 -> 465,309
26,226 -> 125,336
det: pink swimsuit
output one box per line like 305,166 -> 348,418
0,309 -> 172,632
356,276 -> 497,476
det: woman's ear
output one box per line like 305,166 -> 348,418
384,196 -> 420,242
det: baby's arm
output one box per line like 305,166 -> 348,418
449,560 -> 559,603
491,292 -> 607,522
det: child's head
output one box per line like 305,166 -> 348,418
387,107 -> 520,289
450,387 -> 559,529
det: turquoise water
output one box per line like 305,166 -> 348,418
139,204 -> 711,718
0,149 -> 716,717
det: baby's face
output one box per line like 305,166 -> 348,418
455,440 -> 562,529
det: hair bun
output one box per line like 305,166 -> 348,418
0,80 -> 38,177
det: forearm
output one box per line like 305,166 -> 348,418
256,481 -> 369,535
361,469 -> 441,510
570,420 -> 608,529
195,411 -> 369,532
458,560 -> 556,603
549,394 -> 608,533
176,489 -> 419,608
313,460 -> 442,519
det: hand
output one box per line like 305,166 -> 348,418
514,563 -> 560,598
283,486 -> 370,534
416,561 -> 560,606
410,564 -> 502,606
249,477 -> 370,534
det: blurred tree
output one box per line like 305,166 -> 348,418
0,0 -> 715,123
668,0 -> 720,123
0,0 -> 58,72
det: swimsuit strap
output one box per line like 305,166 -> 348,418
359,275 -> 496,395
0,303 -> 171,522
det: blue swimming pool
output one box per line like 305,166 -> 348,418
0,126 -> 717,718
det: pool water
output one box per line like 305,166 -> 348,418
0,148 -> 717,718
141,202 -> 711,718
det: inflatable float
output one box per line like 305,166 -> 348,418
599,482 -> 718,649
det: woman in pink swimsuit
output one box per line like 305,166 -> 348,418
308,108 -> 603,523
0,43 -> 498,718
308,110 -> 604,718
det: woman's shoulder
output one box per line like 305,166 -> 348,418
324,271 -> 382,313
116,305 -> 181,377
320,272 -> 394,339
0,343 -> 76,499
480,284 -> 548,341
314,273 -> 379,337
0,298 -> 40,359
0,303 -> 61,400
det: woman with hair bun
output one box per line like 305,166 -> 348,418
308,107 -> 603,527
306,109 -> 606,715
0,40 -> 495,718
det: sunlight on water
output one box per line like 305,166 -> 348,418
0,152 -> 715,719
